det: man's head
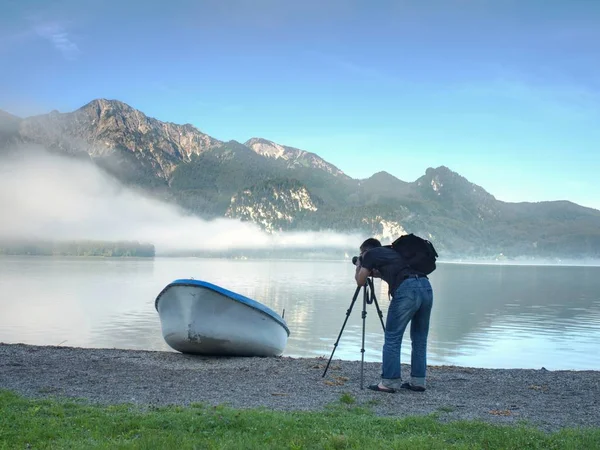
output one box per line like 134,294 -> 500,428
360,237 -> 382,255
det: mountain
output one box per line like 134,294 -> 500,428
169,140 -> 285,215
1,99 -> 599,259
357,171 -> 414,204
0,110 -> 22,148
225,178 -> 322,233
245,137 -> 348,178
11,99 -> 222,188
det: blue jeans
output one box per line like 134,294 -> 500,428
381,276 -> 433,388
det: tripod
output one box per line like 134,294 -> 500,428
322,277 -> 386,389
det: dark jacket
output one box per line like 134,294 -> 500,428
360,246 -> 418,293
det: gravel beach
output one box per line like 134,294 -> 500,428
1,343 -> 598,432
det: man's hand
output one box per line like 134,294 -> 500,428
355,266 -> 371,286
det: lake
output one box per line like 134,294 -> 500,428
1,256 -> 599,370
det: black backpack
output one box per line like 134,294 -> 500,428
390,233 -> 438,275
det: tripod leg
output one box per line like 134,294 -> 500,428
322,285 -> 361,378
360,285 -> 368,389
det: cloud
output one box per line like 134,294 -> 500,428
35,24 -> 80,60
0,147 -> 361,254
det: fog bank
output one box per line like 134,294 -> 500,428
0,148 -> 362,255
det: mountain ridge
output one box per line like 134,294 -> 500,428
1,98 -> 599,259
244,137 -> 348,178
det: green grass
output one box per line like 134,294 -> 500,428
0,390 -> 598,449
437,405 -> 457,413
339,392 -> 356,405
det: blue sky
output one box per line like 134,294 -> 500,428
1,0 -> 599,210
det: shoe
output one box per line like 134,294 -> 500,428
400,382 -> 426,392
367,384 -> 396,393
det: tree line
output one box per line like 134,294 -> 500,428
0,239 -> 155,257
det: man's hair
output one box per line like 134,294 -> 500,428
360,238 -> 382,252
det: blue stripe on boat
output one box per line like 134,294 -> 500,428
155,279 -> 290,336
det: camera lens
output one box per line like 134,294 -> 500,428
352,256 -> 359,265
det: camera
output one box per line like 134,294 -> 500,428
352,255 -> 362,266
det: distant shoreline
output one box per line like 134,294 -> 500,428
1,343 -> 598,431
2,254 -> 600,266
0,254 -> 155,259
0,239 -> 155,258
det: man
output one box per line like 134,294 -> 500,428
355,237 -> 434,393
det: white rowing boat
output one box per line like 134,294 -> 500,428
155,279 -> 289,356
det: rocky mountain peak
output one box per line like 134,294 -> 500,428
0,109 -> 22,128
415,166 -> 499,221
366,171 -> 407,184
83,98 -> 130,109
245,137 -> 287,159
75,99 -> 152,130
245,137 -> 348,178
417,166 -> 487,195
14,99 -> 224,178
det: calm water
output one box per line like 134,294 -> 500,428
1,256 -> 599,370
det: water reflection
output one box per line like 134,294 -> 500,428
1,257 -> 599,370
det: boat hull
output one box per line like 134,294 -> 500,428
155,280 -> 289,357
